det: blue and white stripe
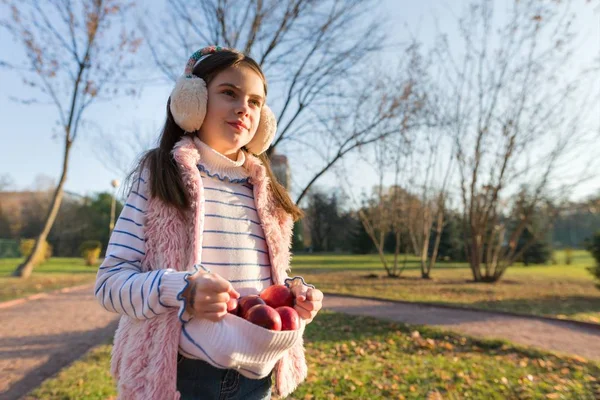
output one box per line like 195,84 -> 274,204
198,166 -> 272,297
94,170 -> 188,320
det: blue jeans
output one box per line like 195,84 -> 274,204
176,354 -> 272,400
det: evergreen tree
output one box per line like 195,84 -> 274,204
428,214 -> 466,262
516,227 -> 551,265
350,213 -> 376,254
584,231 -> 600,289
292,220 -> 305,252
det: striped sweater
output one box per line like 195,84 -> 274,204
94,139 -> 274,361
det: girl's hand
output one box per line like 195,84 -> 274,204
183,271 -> 240,322
291,286 -> 323,324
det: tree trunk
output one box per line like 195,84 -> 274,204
13,139 -> 72,278
420,236 -> 430,279
426,210 -> 444,279
376,244 -> 391,277
409,228 -> 420,256
358,210 -> 391,276
420,207 -> 431,279
393,230 -> 401,277
469,239 -> 483,282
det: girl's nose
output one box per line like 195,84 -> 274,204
235,101 -> 250,116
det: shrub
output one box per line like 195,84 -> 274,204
584,231 -> 600,289
19,238 -> 52,264
514,227 -> 551,266
564,247 -> 573,265
80,240 -> 102,266
0,239 -> 20,258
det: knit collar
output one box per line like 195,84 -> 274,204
194,138 -> 249,182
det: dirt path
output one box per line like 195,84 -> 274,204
2,288 -> 599,400
323,294 -> 600,362
0,285 -> 119,400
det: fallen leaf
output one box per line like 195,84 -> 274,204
427,391 -> 444,400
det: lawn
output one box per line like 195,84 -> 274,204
2,251 -> 599,324
290,250 -> 600,324
25,311 -> 600,399
0,257 -> 97,302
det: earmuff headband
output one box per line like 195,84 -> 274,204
170,45 -> 277,155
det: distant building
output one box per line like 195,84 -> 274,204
268,152 -> 312,249
0,190 -> 83,238
270,152 -> 291,191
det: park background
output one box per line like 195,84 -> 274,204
1,0 -> 600,399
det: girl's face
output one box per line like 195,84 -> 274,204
198,65 -> 265,159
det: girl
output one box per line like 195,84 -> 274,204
94,45 -> 323,400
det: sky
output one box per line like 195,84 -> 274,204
0,0 -> 598,208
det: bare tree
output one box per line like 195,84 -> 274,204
435,0 -> 599,282
398,48 -> 455,279
2,0 -> 141,278
130,0 -> 398,204
0,174 -> 15,191
408,130 -> 453,279
357,140 -> 399,277
356,119 -> 453,279
93,121 -> 158,178
334,43 -> 428,276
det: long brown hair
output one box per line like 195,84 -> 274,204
130,49 -> 303,221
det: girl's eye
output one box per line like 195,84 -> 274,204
223,89 -> 235,97
250,99 -> 261,107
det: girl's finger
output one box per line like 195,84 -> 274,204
228,287 -> 240,299
206,273 -> 236,295
199,292 -> 230,304
290,284 -> 305,296
306,289 -> 323,302
295,301 -> 316,312
294,306 -> 312,320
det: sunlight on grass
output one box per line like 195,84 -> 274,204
2,251 -> 598,323
23,343 -> 115,400
291,250 -> 600,324
0,258 -> 98,302
25,312 -> 600,400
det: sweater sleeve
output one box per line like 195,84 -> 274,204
94,170 -> 191,321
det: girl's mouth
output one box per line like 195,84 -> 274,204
227,122 -> 247,131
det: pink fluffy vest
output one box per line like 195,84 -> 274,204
110,136 -> 307,399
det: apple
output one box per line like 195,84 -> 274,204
246,304 -> 282,331
237,295 -> 266,319
276,306 -> 300,331
260,284 -> 294,309
226,297 -> 239,315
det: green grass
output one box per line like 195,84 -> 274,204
2,251 -> 598,324
291,250 -> 600,324
23,341 -> 115,400
25,311 -> 600,399
0,258 -> 98,302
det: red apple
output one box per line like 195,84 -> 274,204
226,297 -> 239,315
260,284 -> 294,309
246,304 -> 282,331
237,295 -> 266,319
276,306 -> 300,331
